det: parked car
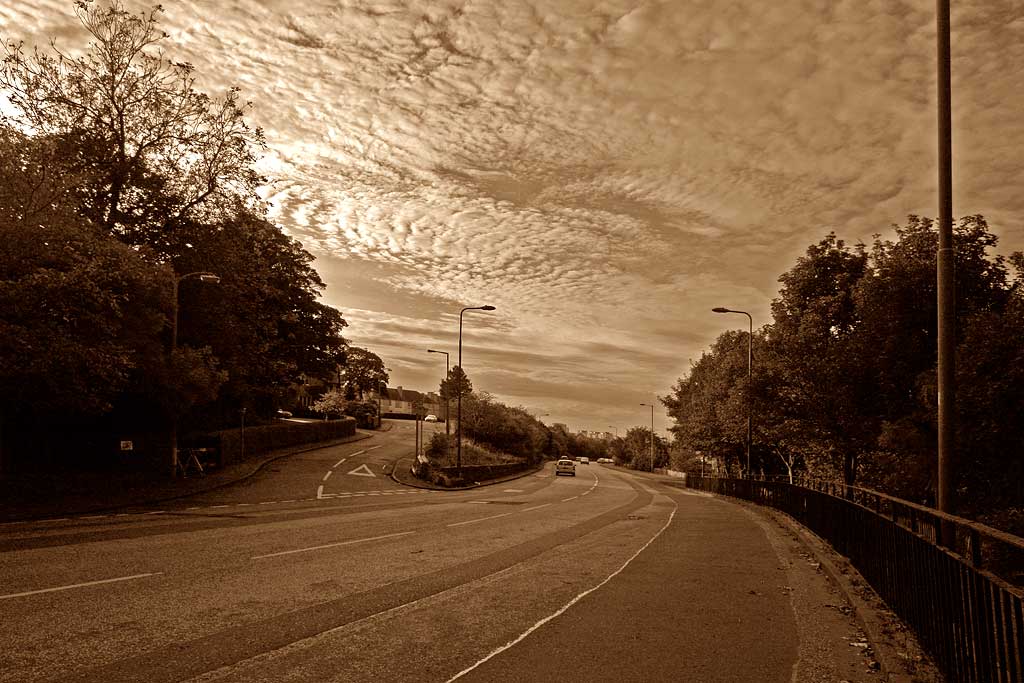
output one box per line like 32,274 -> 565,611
555,458 -> 576,476
424,415 -> 438,422
580,457 -> 589,465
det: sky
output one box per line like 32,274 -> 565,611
3,0 -> 1023,435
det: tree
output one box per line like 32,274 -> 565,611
0,124 -> 169,470
1,0 -> 265,258
768,233 -> 872,486
342,347 -> 386,399
440,366 -> 473,402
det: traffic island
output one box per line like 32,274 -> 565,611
391,456 -> 545,490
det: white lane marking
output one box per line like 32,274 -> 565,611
503,489 -> 524,493
522,503 -> 552,512
561,496 -> 578,502
258,501 -> 276,505
347,464 -> 376,477
322,471 -> 333,482
81,515 -> 106,519
580,491 -> 590,496
0,572 -> 163,600
447,503 -> 678,682
251,531 -> 415,560
446,511 -> 516,527
333,458 -> 347,468
349,450 -> 366,457
468,501 -> 490,505
144,511 -> 166,515
316,485 -> 324,499
210,505 -> 229,509
366,445 -> 383,451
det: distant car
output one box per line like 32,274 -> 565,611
555,458 -> 576,476
580,457 -> 589,465
424,415 -> 438,422
597,458 -> 613,464
276,409 -> 293,418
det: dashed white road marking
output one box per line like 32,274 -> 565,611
322,471 -> 333,482
251,531 -> 415,560
366,445 -> 383,451
503,489 -> 524,493
316,485 -> 324,499
333,458 -> 347,468
1,572 -> 164,600
446,511 -> 516,527
561,496 -> 578,502
523,503 -> 551,512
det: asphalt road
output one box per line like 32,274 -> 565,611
0,422 -> 879,682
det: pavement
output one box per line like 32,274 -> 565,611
0,431 -> 375,523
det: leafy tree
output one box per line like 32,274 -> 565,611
440,366 -> 473,402
342,347 -> 386,399
1,0 -> 265,256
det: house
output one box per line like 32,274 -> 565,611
372,386 -> 443,419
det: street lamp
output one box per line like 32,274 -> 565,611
427,349 -> 450,438
712,307 -> 753,478
609,425 -> 617,438
639,403 -> 654,471
457,305 -> 495,472
170,271 -> 220,477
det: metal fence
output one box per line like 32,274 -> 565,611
686,476 -> 1024,683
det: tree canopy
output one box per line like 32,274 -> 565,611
665,215 -> 1024,529
0,1 -> 348,468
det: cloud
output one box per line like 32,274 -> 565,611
4,0 -> 1023,430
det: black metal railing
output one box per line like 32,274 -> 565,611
686,476 -> 1024,683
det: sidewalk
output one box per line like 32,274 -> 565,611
0,431 -> 374,523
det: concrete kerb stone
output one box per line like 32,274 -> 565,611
658,479 -> 932,683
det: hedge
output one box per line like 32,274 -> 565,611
211,417 -> 356,466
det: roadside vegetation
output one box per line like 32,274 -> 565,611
663,217 -> 1024,534
0,2 -> 359,472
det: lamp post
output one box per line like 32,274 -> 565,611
936,0 -> 955,518
712,307 -> 753,478
609,425 -> 617,438
457,305 -> 495,472
170,271 -> 220,478
639,403 -> 654,471
427,349 -> 450,438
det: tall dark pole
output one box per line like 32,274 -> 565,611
936,0 -> 955,517
427,349 -> 450,438
170,271 -> 219,478
456,306 -> 495,473
712,308 -> 753,477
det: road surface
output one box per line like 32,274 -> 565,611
0,422 -> 879,682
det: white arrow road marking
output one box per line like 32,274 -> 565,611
347,464 -> 376,477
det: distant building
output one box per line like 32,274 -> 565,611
372,386 -> 442,418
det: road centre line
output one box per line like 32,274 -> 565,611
333,458 -> 347,468
251,531 -> 415,559
322,471 -> 332,482
447,502 -> 679,682
562,496 -> 578,502
0,572 -> 164,600
348,450 -> 365,458
522,503 -> 552,512
447,511 -> 517,527
366,445 -> 383,451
